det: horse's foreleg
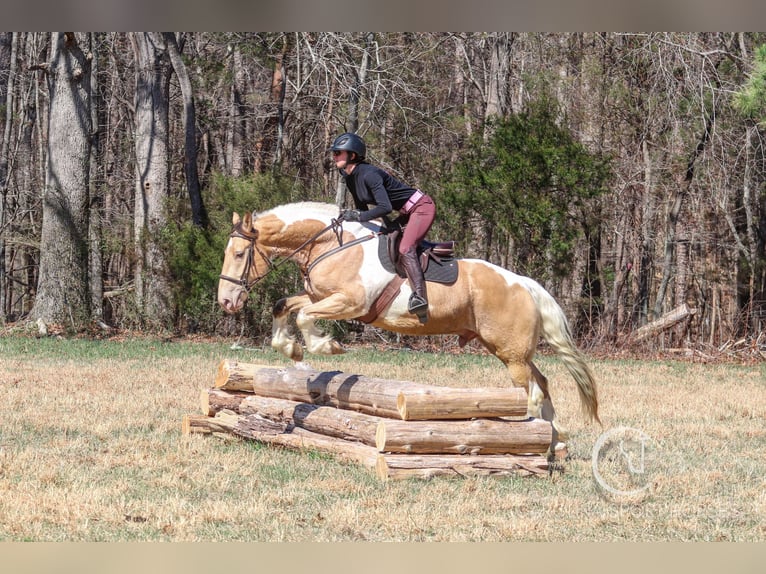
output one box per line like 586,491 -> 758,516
295,293 -> 364,356
271,293 -> 312,361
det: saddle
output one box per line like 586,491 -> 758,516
384,229 -> 458,283
356,229 -> 459,323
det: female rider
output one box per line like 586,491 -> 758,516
330,132 -> 435,322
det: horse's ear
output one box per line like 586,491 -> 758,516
242,211 -> 254,232
232,212 -> 241,226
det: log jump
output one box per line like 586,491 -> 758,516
183,360 -> 560,481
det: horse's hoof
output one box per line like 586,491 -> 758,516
330,341 -> 345,355
284,343 -> 303,362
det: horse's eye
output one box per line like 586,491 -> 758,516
234,250 -> 245,259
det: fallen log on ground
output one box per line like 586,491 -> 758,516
396,387 -> 527,420
375,417 -> 553,454
214,360 -> 529,420
182,412 -> 551,480
202,388 -> 382,446
184,410 -> 381,470
376,453 -> 550,480
629,303 -> 696,343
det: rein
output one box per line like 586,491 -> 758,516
219,217 -> 371,291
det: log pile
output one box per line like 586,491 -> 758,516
183,360 -> 557,480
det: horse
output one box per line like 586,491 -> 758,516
217,201 -> 600,442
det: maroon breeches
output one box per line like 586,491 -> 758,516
399,195 -> 436,254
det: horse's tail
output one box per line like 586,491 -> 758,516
526,281 -> 601,425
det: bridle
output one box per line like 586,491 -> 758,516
219,216 -> 353,292
218,224 -> 271,292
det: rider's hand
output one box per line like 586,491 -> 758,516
340,209 -> 361,222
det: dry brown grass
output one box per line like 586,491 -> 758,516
1,335 -> 764,541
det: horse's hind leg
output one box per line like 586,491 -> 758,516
295,310 -> 345,356
502,358 -> 567,450
530,362 -> 569,443
271,293 -> 312,361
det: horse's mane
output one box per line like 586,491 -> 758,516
260,201 -> 338,223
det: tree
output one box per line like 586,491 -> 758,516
731,41 -> 766,333
0,32 -> 16,322
131,32 -> 173,328
442,99 -> 611,286
163,32 -> 207,228
2,31 -> 765,347
332,32 -> 374,207
31,33 -> 94,329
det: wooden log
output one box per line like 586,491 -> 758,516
376,453 -> 550,480
190,410 -> 381,470
183,413 -> 214,435
215,360 -> 275,391
201,387 -> 250,416
183,413 -> 554,481
629,303 -> 696,343
397,387 -> 527,420
182,414 -> 239,441
376,417 -> 553,454
217,361 -> 412,418
215,360 -> 530,420
203,388 -> 382,446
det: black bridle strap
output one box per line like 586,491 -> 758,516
305,232 -> 377,276
219,218 -> 347,291
218,225 -> 262,290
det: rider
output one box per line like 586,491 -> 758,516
330,132 -> 435,322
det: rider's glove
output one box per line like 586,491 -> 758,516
340,209 -> 361,222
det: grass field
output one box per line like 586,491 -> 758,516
1,333 -> 764,541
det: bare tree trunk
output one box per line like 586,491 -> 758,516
335,32 -> 373,208
634,138 -> 654,326
17,35 -> 43,320
654,110 -> 714,319
742,121 -> 761,334
273,35 -> 287,169
226,43 -> 246,177
131,32 -> 172,329
163,32 -> 207,228
322,79 -> 335,197
0,32 -> 16,322
484,33 -> 513,124
88,33 -> 103,323
455,36 -> 473,139
32,33 -> 93,329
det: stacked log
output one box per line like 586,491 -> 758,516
183,360 -> 556,480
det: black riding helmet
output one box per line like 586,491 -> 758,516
330,132 -> 366,162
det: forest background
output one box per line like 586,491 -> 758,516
1,32 -> 766,359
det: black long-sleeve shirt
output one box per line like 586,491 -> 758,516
339,163 -> 417,222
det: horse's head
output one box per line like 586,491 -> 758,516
217,211 -> 270,313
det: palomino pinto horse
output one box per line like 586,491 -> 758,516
217,202 -> 600,440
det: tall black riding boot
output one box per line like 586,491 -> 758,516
400,247 -> 429,322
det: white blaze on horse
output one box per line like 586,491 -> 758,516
217,201 -> 600,439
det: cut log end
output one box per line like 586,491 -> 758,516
182,414 -> 212,435
396,392 -> 409,420
200,387 -> 211,416
375,421 -> 386,452
214,359 -> 237,388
